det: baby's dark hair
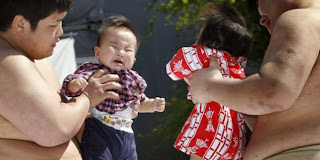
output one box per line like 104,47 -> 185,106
0,0 -> 73,32
97,15 -> 139,48
197,2 -> 251,57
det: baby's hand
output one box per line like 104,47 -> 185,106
132,98 -> 140,119
132,108 -> 139,119
152,97 -> 165,112
68,78 -> 88,93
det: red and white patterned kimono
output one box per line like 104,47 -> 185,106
166,44 -> 247,160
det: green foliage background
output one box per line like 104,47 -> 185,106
137,1 -> 270,159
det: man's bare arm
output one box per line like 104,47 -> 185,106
0,56 -> 121,147
189,10 -> 319,115
243,114 -> 257,131
0,116 -> 30,141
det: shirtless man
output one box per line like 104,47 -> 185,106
188,0 -> 320,159
0,0 -> 121,159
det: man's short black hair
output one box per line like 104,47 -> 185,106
0,0 -> 73,32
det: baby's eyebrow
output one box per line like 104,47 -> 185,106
55,17 -> 65,22
109,41 -> 117,44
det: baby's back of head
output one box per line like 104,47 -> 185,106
197,2 -> 251,57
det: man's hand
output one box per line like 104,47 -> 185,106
83,69 -> 121,109
189,56 -> 223,104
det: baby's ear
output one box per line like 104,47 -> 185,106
94,46 -> 100,59
133,58 -> 136,64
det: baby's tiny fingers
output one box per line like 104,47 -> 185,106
158,106 -> 165,112
160,98 -> 165,102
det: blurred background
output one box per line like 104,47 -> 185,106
49,0 -> 270,159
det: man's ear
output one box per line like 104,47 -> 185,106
12,15 -> 28,36
94,46 -> 100,59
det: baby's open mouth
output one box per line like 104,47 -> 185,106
114,60 -> 123,64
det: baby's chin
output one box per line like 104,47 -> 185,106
108,65 -> 131,71
101,62 -> 132,70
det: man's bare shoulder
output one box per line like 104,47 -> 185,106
272,8 -> 320,49
278,8 -> 320,33
0,46 -> 61,113
0,46 -> 33,69
0,48 -> 39,90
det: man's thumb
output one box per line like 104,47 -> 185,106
209,56 -> 219,68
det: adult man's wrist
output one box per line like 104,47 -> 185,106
82,91 -> 92,108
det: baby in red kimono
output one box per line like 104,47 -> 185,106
166,2 -> 251,160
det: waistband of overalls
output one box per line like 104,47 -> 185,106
92,114 -> 134,133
